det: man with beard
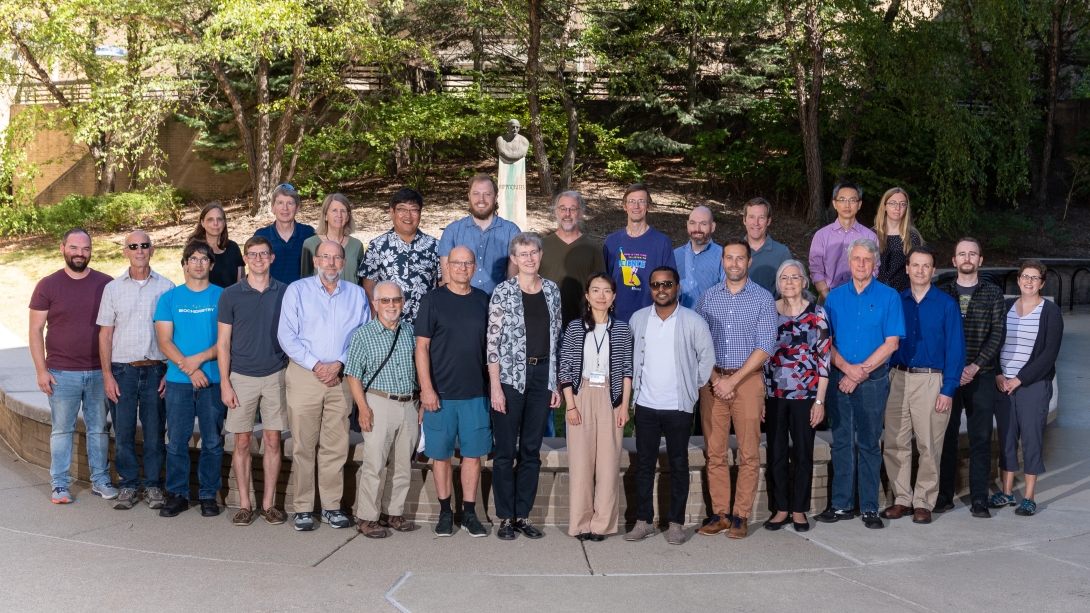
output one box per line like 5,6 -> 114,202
539,191 -> 606,326
438,174 -> 520,295
603,184 -> 677,322
674,206 -> 725,309
278,240 -> 371,531
742,198 -> 792,295
935,238 -> 1006,518
30,228 -> 117,504
695,238 -> 778,539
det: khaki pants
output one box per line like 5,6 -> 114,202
356,392 -> 420,522
700,371 -> 764,519
883,369 -> 949,510
566,380 -> 624,536
285,361 -> 352,514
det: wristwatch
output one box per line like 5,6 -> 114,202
814,399 -> 824,406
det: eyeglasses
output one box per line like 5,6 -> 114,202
375,297 -> 406,305
514,250 -> 540,260
394,205 -> 421,215
649,281 -> 676,289
557,206 -> 580,215
779,274 -> 804,283
245,251 -> 271,259
835,197 -> 861,204
449,260 -> 475,269
625,199 -> 648,206
886,201 -> 908,209
1019,274 -> 1043,282
126,242 -> 151,251
187,257 -> 210,265
317,254 -> 345,263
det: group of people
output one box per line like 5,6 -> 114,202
29,176 -> 1062,545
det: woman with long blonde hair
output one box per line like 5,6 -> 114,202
873,187 -> 923,292
300,193 -> 365,282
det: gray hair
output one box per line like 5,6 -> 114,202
509,231 -> 543,257
775,259 -> 814,301
553,190 -> 585,213
373,280 -> 403,298
847,237 -> 881,267
269,184 -> 301,213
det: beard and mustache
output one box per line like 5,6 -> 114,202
65,254 -> 90,273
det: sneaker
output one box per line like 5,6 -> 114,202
814,508 -> 855,523
159,493 -> 189,517
461,512 -> 489,538
861,511 -> 884,529
113,488 -> 139,510
970,500 -> 992,518
987,491 -> 1016,508
624,520 -> 656,541
144,487 -> 166,509
727,515 -> 748,539
435,510 -> 455,537
1014,498 -> 1037,516
321,509 -> 351,529
933,499 -> 955,513
294,512 -> 316,531
200,498 -> 221,517
697,514 -> 729,536
496,518 -> 518,540
665,522 -> 686,545
92,482 -> 120,500
513,518 -> 544,539
51,487 -> 72,504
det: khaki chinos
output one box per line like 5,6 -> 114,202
285,361 -> 353,514
355,392 -> 420,522
700,370 -> 765,519
566,381 -> 624,536
883,368 -> 949,510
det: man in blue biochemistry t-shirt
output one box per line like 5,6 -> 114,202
154,242 -> 226,520
603,184 -> 677,321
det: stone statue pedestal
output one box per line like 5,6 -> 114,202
497,119 -> 530,230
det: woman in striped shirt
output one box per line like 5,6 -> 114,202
990,260 -> 1064,516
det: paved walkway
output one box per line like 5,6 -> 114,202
2,316 -> 1089,612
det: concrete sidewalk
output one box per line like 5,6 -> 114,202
2,316 -> 1089,612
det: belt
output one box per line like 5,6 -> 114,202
367,390 -> 420,402
527,357 -> 550,366
129,360 -> 165,368
713,366 -> 739,376
892,364 -> 942,375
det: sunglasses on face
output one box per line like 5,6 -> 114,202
375,297 -> 405,305
649,281 -> 676,289
127,242 -> 151,251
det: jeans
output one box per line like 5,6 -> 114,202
47,369 -> 110,488
937,370 -> 996,504
492,361 -> 552,520
164,382 -> 226,500
107,363 -> 167,490
829,365 -> 890,514
634,404 -> 693,526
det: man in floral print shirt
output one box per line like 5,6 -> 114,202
360,187 -> 441,324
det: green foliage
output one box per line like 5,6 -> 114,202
0,187 -> 183,238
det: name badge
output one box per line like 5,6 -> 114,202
588,371 -> 607,387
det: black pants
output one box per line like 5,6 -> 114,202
634,404 -> 693,526
492,361 -> 552,520
764,397 -> 816,514
937,370 -> 996,504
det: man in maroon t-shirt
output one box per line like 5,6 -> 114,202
29,228 -> 117,505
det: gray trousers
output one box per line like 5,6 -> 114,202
995,379 -> 1051,476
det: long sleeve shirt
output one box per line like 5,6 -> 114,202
938,280 -> 1005,372
694,279 -> 778,369
674,241 -> 725,308
808,220 -> 878,290
890,285 -> 966,397
277,276 -> 370,370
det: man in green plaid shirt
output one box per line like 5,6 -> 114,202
345,281 -> 421,538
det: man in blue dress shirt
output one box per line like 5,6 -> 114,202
438,174 -> 520,295
675,206 -> 725,308
880,246 -> 965,525
253,184 -> 315,284
817,237 -> 904,530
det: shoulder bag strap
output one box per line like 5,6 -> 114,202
362,324 -> 402,395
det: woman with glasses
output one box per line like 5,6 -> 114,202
873,188 -> 923,292
558,273 -> 633,542
188,202 -> 243,288
301,193 -> 364,282
487,232 -> 562,541
763,260 -> 830,533
988,260 -> 1063,517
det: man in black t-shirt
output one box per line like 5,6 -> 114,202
415,245 -> 492,538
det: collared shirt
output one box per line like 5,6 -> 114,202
825,278 -> 905,364
695,279 -> 778,369
808,220 -> 878,290
748,236 -> 792,295
96,268 -> 175,363
278,276 -> 371,370
254,222 -> 316,285
438,215 -> 520,295
938,280 -> 1006,372
637,307 -> 679,410
360,229 -> 441,324
217,276 -> 288,377
674,241 -> 725,308
344,319 -> 417,395
891,285 -> 966,397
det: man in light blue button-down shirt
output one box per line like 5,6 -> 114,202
438,174 -> 520,295
674,206 -> 725,308
277,240 -> 371,531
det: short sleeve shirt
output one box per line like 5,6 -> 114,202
208,240 -> 244,289
602,227 -> 677,322
825,279 -> 905,364
344,320 -> 417,395
154,284 -> 223,384
29,269 -> 112,371
414,286 -> 490,400
538,232 -> 607,326
437,215 -> 520,295
749,237 -> 792,295
217,277 -> 288,377
96,269 -> 175,363
360,229 -> 441,324
253,222 -> 316,284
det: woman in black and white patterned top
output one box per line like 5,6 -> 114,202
873,188 -> 923,292
989,260 -> 1063,517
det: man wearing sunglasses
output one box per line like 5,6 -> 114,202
97,231 -> 175,510
217,235 -> 290,527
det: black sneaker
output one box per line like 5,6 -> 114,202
933,499 -> 955,513
199,498 -> 220,517
861,511 -> 884,529
497,518 -> 518,540
435,511 -> 455,537
970,500 -> 992,518
513,518 -> 544,539
158,493 -> 189,518
321,509 -> 352,529
814,508 -> 855,523
294,512 -> 316,531
461,512 -> 489,538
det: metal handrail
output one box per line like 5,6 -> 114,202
1070,267 -> 1090,311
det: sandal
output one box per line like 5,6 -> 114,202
232,507 -> 256,526
262,507 -> 287,525
1014,498 -> 1037,516
356,519 -> 388,538
386,515 -> 418,532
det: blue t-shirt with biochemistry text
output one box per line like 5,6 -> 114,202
154,284 -> 223,384
602,227 -> 677,322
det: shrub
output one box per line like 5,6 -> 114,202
0,187 -> 184,238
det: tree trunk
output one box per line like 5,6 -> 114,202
473,27 -> 485,72
208,59 -> 261,215
558,78 -> 578,193
1034,3 -> 1063,208
253,56 -> 272,216
783,0 -> 826,225
526,0 -> 555,196
268,49 -> 305,193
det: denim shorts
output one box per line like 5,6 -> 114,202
422,396 -> 492,460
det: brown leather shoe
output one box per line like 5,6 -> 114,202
879,504 -> 914,519
386,515 -> 418,532
727,516 -> 748,539
697,515 -> 730,536
912,508 -> 932,524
